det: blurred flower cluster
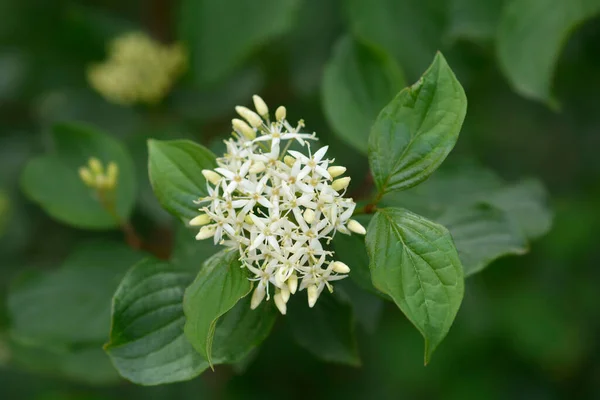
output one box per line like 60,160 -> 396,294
191,96 -> 366,314
87,32 -> 187,105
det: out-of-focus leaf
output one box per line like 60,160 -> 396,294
105,259 -> 208,385
345,0 -> 445,80
366,207 -> 464,364
287,293 -> 360,366
336,279 -> 385,334
497,0 -> 600,106
322,35 -> 405,153
446,0 -> 505,43
10,340 -> 120,386
183,250 -> 250,365
171,224 -> 220,271
147,139 -> 216,222
0,190 -> 9,238
369,53 -> 467,195
8,241 -> 142,347
178,0 -> 300,85
20,123 -> 136,229
437,204 -> 528,276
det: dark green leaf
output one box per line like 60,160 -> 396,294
366,207 -> 464,363
287,293 -> 360,366
368,52 -> 467,195
147,139 -> 216,222
183,250 -> 252,365
8,241 -> 142,348
105,259 -> 208,385
171,224 -> 220,271
446,0 -> 505,43
20,123 -> 136,229
345,0 -> 445,80
178,0 -> 300,85
322,35 -> 405,153
437,204 -> 528,276
497,0 -> 600,106
336,279 -> 385,334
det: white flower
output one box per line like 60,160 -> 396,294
191,95 -> 366,313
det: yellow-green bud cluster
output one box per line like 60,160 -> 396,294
79,157 -> 119,191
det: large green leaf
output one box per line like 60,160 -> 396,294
365,207 -> 464,363
105,259 -> 208,385
183,250 -> 252,365
8,241 -> 142,348
178,0 -> 300,85
345,0 -> 445,80
322,35 -> 405,153
497,0 -> 600,106
368,52 -> 467,195
20,123 -> 136,229
147,139 -> 217,222
446,0 -> 505,43
287,293 -> 360,366
437,204 -> 528,276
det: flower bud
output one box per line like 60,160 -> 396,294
244,214 -> 254,225
88,157 -> 103,175
78,167 -> 94,187
202,169 -> 221,185
190,214 -> 211,226
280,286 -> 290,303
288,273 -> 298,294
252,95 -> 269,117
232,118 -> 256,140
347,219 -> 366,235
307,285 -> 319,308
331,261 -> 350,274
251,283 -> 266,310
275,106 -> 286,121
235,106 -> 263,128
327,166 -> 346,179
106,162 -> 119,188
331,177 -> 351,191
303,208 -> 315,224
284,155 -> 295,167
274,292 -> 287,315
249,162 -> 266,174
195,225 -> 216,240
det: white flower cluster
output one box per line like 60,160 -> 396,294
191,96 -> 366,315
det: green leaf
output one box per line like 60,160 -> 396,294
178,0 -> 300,85
345,0 -> 446,80
336,279 -> 385,334
497,0 -> 600,106
20,123 -> 136,229
171,224 -> 220,271
322,35 -> 405,153
147,139 -> 217,222
287,293 -> 360,366
365,207 -> 464,363
437,204 -> 528,276
183,250 -> 252,365
105,259 -> 208,385
368,52 -> 467,195
446,0 -> 505,43
8,241 -> 142,348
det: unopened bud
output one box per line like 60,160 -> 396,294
332,261 -> 350,274
280,286 -> 290,303
190,214 -> 211,226
274,292 -> 287,315
78,167 -> 94,187
348,219 -> 366,235
195,225 -> 216,240
284,155 -> 295,167
252,95 -> 269,117
307,285 -> 319,308
88,157 -> 103,175
251,283 -> 266,310
327,166 -> 346,179
303,208 -> 315,224
232,118 -> 256,140
275,106 -> 286,121
106,162 -> 118,188
202,169 -> 221,185
244,214 -> 254,225
249,162 -> 266,174
235,106 -> 263,128
288,273 -> 298,294
331,177 -> 351,191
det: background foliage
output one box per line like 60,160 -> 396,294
1,0 -> 600,398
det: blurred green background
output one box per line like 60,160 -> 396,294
1,0 -> 600,399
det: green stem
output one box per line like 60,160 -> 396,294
98,190 -> 142,249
